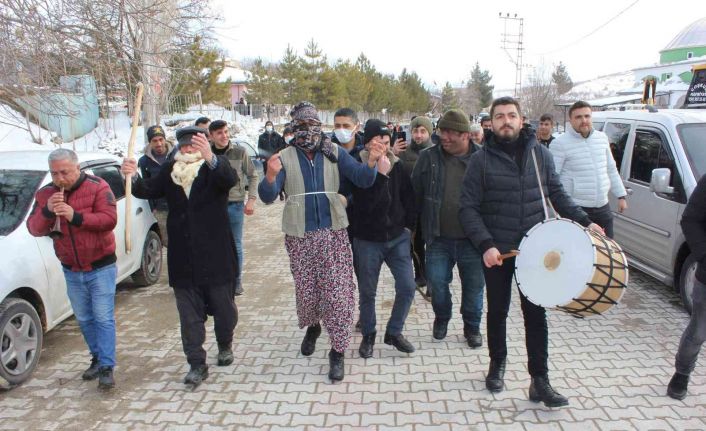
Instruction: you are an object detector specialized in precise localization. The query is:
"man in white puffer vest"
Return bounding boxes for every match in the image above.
[549,101,628,238]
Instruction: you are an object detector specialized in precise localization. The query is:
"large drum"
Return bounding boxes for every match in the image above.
[515,218,628,317]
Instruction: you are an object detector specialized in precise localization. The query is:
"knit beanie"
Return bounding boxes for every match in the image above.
[410,116,433,135]
[146,125,166,142]
[437,109,471,133]
[363,119,392,144]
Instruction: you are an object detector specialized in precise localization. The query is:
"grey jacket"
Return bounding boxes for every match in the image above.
[213,142,259,202]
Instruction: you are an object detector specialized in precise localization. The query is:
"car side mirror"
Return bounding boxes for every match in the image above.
[650,168,674,194]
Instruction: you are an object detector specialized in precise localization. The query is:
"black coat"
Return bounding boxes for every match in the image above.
[258,131,285,159]
[459,128,591,253]
[132,156,238,289]
[411,143,481,245]
[350,160,416,242]
[681,174,706,283]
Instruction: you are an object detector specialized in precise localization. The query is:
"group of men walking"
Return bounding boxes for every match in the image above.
[28,96,706,408]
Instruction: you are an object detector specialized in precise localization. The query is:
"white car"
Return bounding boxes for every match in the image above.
[0,151,163,386]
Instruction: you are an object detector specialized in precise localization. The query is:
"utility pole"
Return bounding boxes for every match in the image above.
[499,12,524,98]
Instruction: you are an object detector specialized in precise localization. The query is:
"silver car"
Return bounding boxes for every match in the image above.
[0,151,163,386]
[592,109,706,313]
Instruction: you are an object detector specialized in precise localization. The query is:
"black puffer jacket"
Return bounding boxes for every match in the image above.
[350,159,416,242]
[681,174,706,284]
[459,127,591,253]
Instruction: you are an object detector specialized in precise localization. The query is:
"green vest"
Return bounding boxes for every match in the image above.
[279,145,348,237]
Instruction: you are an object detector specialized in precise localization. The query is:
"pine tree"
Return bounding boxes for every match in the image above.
[279,45,305,104]
[467,62,494,110]
[246,58,282,105]
[441,82,460,112]
[552,62,573,95]
[170,36,231,107]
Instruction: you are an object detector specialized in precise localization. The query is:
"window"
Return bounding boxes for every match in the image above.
[92,165,125,199]
[687,52,694,59]
[0,170,46,236]
[603,122,631,170]
[629,129,676,186]
[593,121,605,131]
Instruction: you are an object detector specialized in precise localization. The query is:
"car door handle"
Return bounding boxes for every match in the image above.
[136,207,143,215]
[625,187,633,196]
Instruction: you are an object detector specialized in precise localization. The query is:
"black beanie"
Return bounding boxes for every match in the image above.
[146,125,166,142]
[363,119,392,144]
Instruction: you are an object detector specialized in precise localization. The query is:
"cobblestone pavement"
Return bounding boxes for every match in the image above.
[1,201,705,430]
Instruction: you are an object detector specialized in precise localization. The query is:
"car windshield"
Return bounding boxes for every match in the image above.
[0,170,47,236]
[677,123,706,179]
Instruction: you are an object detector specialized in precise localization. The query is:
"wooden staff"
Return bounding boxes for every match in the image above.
[124,83,144,254]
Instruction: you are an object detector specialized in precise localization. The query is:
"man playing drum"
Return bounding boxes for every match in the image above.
[459,96,603,408]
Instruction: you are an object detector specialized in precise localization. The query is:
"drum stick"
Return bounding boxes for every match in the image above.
[499,250,520,262]
[125,82,144,254]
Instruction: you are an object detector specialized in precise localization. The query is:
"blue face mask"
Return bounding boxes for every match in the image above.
[334,128,354,143]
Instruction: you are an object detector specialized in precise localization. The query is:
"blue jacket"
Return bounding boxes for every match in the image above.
[259,147,377,233]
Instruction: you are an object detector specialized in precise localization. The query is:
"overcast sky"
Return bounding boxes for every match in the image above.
[211,0,699,91]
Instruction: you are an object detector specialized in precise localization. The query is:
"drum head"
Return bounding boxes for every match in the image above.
[516,219,595,307]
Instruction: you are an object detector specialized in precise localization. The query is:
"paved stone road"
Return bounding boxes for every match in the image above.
[1,202,705,430]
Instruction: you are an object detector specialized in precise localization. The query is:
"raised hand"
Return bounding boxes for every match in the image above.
[266,153,283,183]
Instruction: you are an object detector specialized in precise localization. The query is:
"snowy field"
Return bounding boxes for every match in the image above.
[0,103,267,158]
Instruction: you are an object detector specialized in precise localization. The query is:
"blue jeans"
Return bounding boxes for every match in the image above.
[425,237,485,331]
[354,231,416,337]
[63,264,117,367]
[676,278,706,374]
[227,201,244,285]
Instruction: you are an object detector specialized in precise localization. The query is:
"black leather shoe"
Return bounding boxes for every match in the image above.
[217,343,234,366]
[432,319,449,340]
[234,281,244,296]
[667,372,689,400]
[359,332,376,358]
[97,366,115,390]
[300,324,321,356]
[328,350,344,382]
[464,327,482,348]
[184,364,209,386]
[384,333,415,353]
[529,376,569,407]
[82,355,100,381]
[485,359,506,393]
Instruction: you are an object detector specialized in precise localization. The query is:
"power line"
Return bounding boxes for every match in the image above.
[537,0,640,55]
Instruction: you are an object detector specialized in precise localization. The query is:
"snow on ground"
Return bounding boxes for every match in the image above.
[0,103,266,158]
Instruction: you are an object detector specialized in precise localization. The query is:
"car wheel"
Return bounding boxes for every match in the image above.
[679,254,698,315]
[131,230,162,286]
[0,298,43,386]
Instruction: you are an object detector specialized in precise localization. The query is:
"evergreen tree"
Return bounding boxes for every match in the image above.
[441,82,460,112]
[467,62,494,109]
[552,62,573,95]
[170,36,231,108]
[246,58,282,105]
[279,45,305,104]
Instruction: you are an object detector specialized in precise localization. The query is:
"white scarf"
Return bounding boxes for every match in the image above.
[171,152,205,197]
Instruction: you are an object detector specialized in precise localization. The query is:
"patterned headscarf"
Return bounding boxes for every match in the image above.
[289,101,337,162]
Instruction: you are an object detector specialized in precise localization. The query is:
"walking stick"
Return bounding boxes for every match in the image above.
[124,83,144,254]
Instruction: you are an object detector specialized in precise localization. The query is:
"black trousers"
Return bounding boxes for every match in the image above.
[174,283,238,367]
[582,204,614,238]
[411,219,426,280]
[484,257,548,377]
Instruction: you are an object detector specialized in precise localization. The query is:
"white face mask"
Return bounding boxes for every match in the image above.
[285,136,293,144]
[334,128,354,143]
[265,126,273,133]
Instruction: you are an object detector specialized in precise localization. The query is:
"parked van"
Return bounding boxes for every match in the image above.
[591,109,706,313]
